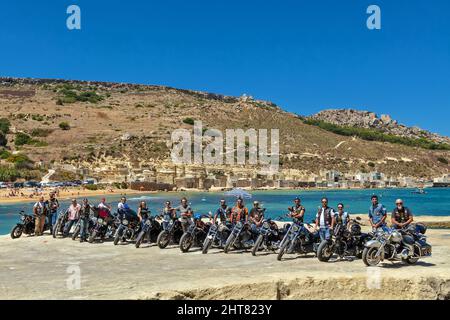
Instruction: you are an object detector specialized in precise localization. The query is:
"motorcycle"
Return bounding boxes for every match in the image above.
[362,224,432,267]
[52,209,70,238]
[71,212,97,241]
[10,211,51,239]
[202,221,231,254]
[317,217,373,262]
[223,221,256,253]
[251,218,287,256]
[113,213,140,245]
[87,210,118,243]
[135,215,163,248]
[156,218,184,249]
[277,219,320,261]
[179,214,210,253]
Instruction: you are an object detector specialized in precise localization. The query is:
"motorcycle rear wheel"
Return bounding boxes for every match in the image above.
[11,225,23,239]
[179,233,193,253]
[157,230,171,249]
[251,235,264,256]
[362,247,381,267]
[277,240,289,261]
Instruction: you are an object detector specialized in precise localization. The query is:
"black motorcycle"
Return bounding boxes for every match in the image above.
[317,217,373,262]
[135,216,163,248]
[277,219,320,261]
[113,213,140,245]
[223,221,256,253]
[88,213,118,243]
[251,219,287,256]
[179,215,210,253]
[52,210,69,238]
[10,211,51,239]
[202,221,231,254]
[156,218,184,249]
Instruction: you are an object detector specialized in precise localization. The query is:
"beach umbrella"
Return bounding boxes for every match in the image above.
[224,188,252,199]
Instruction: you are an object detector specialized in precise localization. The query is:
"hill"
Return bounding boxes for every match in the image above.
[0,77,448,186]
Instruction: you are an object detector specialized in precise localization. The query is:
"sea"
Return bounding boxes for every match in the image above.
[1,188,449,235]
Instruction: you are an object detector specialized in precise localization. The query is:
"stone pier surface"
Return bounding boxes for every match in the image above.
[0,229,449,300]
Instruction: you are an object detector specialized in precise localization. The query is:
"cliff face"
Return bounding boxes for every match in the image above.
[0,78,449,185]
[310,109,450,145]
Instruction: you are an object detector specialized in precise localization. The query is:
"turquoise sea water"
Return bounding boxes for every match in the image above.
[1,188,449,235]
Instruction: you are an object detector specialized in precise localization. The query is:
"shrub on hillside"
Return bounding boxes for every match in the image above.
[183,118,195,125]
[59,122,71,130]
[0,118,11,134]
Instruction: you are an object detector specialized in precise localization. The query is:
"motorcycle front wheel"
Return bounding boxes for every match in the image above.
[88,230,97,243]
[362,247,381,266]
[113,229,122,245]
[157,230,171,249]
[277,240,290,261]
[202,237,212,254]
[224,234,236,253]
[10,225,23,239]
[251,235,264,256]
[179,233,193,253]
[72,226,80,240]
[52,222,60,238]
[135,231,146,248]
[317,240,334,262]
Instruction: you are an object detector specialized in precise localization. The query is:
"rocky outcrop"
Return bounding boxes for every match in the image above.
[310,109,450,144]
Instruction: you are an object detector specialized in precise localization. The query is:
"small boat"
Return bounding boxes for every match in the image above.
[411,188,427,195]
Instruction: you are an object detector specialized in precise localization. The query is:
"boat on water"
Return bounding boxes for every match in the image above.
[412,188,427,195]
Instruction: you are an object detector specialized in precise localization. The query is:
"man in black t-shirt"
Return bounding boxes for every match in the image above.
[391,199,414,229]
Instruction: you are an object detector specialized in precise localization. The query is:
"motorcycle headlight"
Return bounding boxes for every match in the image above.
[145,220,151,226]
[237,222,243,228]
[292,225,299,232]
[122,219,129,226]
[263,222,270,229]
[97,218,104,224]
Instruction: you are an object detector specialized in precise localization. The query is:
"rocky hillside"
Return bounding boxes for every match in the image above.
[0,77,449,182]
[309,109,450,145]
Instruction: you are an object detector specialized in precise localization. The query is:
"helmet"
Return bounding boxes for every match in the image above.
[194,213,202,220]
[390,230,402,243]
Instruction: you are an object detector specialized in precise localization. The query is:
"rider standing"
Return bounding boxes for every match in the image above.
[315,197,335,242]
[137,201,150,228]
[334,203,350,229]
[368,195,388,232]
[287,197,305,223]
[391,199,414,230]
[47,192,59,231]
[79,198,92,242]
[175,197,194,232]
[33,196,48,236]
[162,201,175,230]
[230,198,248,224]
[249,201,265,233]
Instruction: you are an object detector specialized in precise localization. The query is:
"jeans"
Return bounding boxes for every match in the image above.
[180,216,192,233]
[64,219,78,235]
[250,224,260,234]
[319,227,331,241]
[80,218,89,239]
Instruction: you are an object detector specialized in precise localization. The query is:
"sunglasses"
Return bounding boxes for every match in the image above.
[396,203,403,205]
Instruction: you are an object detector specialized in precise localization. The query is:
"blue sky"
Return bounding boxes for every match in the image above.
[0,1,449,135]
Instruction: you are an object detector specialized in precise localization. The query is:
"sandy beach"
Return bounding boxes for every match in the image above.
[0,221,449,300]
[0,187,149,204]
